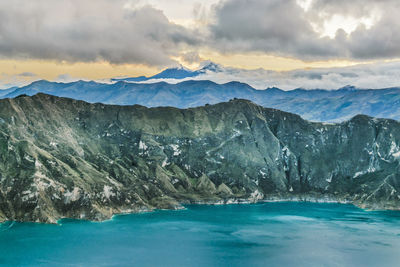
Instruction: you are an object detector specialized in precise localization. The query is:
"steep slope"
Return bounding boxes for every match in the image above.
[3,80,400,122]
[0,94,399,223]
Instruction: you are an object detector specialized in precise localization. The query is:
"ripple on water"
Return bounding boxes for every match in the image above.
[0,202,400,267]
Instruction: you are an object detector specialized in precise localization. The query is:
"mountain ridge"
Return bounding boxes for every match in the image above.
[111,62,223,82]
[2,79,400,122]
[0,93,399,223]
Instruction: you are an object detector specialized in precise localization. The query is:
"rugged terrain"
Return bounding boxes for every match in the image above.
[0,94,400,223]
[3,80,400,122]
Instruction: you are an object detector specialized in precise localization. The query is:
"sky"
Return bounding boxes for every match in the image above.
[1,0,400,89]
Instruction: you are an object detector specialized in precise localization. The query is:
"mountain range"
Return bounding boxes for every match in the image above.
[0,94,399,223]
[1,80,400,122]
[111,62,223,82]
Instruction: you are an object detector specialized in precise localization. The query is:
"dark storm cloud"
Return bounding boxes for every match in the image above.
[0,0,199,66]
[209,0,337,59]
[209,0,400,60]
[0,0,400,65]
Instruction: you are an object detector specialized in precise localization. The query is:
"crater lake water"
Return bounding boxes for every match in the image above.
[1,202,400,266]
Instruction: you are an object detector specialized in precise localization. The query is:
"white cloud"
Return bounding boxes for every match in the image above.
[1,0,400,68]
[125,0,218,27]
[134,60,400,90]
[209,0,400,60]
[0,0,199,66]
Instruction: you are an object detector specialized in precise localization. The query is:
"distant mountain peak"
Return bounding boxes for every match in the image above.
[174,64,191,71]
[30,79,52,86]
[266,87,284,93]
[2,79,400,123]
[198,62,223,73]
[338,85,358,91]
[111,61,224,83]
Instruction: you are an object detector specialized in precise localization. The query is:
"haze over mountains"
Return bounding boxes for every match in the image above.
[107,61,400,91]
[1,79,400,122]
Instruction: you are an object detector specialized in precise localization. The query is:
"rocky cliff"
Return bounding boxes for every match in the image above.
[0,94,399,223]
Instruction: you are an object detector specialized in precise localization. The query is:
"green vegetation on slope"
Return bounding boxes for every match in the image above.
[0,94,399,222]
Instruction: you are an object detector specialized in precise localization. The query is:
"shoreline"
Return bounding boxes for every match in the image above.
[2,194,399,225]
[0,196,400,225]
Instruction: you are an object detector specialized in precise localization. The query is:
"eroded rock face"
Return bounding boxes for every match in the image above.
[0,94,399,223]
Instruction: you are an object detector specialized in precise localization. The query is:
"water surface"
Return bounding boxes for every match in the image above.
[1,202,400,266]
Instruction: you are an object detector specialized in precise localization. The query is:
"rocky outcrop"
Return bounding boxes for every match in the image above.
[0,93,399,223]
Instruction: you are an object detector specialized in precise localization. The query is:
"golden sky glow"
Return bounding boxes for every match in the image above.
[196,50,367,71]
[0,0,398,89]
[0,53,371,86]
[0,59,159,82]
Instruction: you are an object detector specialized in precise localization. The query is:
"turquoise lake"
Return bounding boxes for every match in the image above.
[1,202,400,266]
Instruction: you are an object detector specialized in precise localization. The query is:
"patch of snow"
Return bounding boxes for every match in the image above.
[250,189,264,201]
[170,144,181,156]
[354,171,365,178]
[103,185,115,199]
[389,141,400,159]
[21,190,38,201]
[24,155,35,162]
[282,146,290,155]
[162,157,169,167]
[205,157,222,164]
[367,166,376,173]
[139,140,148,150]
[35,160,42,168]
[354,163,377,179]
[64,187,81,204]
[50,141,58,147]
[326,174,333,183]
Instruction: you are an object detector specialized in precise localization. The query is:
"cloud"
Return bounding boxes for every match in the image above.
[0,73,35,88]
[0,0,199,66]
[208,0,400,60]
[18,72,37,77]
[214,61,400,90]
[135,60,400,90]
[209,0,330,58]
[56,74,74,82]
[179,51,202,64]
[1,0,400,68]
